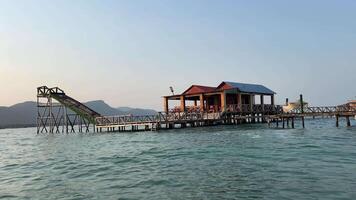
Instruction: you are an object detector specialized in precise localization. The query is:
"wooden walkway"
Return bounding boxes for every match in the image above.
[94,105,283,132]
[267,105,356,128]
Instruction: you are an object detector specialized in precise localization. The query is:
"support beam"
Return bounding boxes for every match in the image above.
[200,94,204,112]
[237,93,242,111]
[282,117,285,129]
[300,94,304,114]
[336,115,339,127]
[180,96,186,112]
[276,118,279,127]
[346,116,351,127]
[271,95,275,106]
[163,97,169,113]
[260,95,264,112]
[221,91,226,112]
[287,118,289,127]
[249,94,254,112]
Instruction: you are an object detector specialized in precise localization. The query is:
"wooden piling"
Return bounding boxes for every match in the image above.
[282,117,285,129]
[346,116,351,127]
[287,118,289,127]
[276,118,279,128]
[336,115,339,127]
[300,94,304,114]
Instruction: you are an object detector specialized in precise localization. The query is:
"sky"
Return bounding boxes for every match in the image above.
[1,0,356,110]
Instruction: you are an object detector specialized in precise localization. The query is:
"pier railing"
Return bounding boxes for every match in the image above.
[94,105,286,127]
[162,111,221,121]
[95,115,159,126]
[94,111,224,127]
[225,104,283,113]
[286,105,356,114]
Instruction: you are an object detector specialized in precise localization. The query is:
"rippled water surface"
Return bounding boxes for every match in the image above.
[1,118,356,199]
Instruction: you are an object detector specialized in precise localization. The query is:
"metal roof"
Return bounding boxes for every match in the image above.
[222,81,276,95]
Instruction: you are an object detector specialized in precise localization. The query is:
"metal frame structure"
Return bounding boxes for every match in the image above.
[37,86,93,133]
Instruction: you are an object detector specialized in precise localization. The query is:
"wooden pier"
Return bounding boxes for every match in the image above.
[37,86,356,134]
[267,105,356,129]
[94,105,282,133]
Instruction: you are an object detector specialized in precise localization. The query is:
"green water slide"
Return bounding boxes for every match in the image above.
[51,93,101,124]
[37,86,102,124]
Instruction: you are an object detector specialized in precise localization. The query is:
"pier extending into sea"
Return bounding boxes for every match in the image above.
[36,86,356,134]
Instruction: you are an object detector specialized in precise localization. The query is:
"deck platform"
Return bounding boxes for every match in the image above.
[267,105,356,128]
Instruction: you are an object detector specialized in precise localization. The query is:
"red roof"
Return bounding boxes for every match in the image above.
[182,85,216,95]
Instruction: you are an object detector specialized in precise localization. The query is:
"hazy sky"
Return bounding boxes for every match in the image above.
[1,0,356,110]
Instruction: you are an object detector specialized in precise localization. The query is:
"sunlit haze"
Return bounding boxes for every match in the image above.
[1,0,356,110]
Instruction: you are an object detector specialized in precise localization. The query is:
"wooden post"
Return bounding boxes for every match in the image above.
[200,94,204,112]
[180,95,186,112]
[276,118,279,127]
[292,117,295,128]
[336,115,339,127]
[286,98,289,106]
[221,91,226,112]
[237,93,242,111]
[260,95,264,112]
[302,116,305,128]
[249,94,254,112]
[163,97,169,113]
[194,100,197,107]
[300,94,304,113]
[287,118,289,127]
[271,95,275,106]
[346,116,351,127]
[282,117,285,129]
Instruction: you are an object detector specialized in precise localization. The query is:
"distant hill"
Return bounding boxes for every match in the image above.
[0,101,38,128]
[0,100,157,129]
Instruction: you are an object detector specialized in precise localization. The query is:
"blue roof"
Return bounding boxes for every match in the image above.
[222,81,275,95]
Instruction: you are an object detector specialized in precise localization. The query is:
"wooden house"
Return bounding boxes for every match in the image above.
[163,81,275,113]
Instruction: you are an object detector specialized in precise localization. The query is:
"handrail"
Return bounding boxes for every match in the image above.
[286,105,356,114]
[225,104,282,113]
[94,111,222,127]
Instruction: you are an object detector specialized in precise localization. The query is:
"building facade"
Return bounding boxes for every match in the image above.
[163,81,276,113]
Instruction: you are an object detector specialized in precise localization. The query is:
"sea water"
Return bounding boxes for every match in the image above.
[0,118,356,199]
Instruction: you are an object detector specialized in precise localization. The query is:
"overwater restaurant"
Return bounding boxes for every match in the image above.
[163,81,276,113]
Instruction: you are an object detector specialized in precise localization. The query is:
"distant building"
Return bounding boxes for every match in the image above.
[283,100,309,113]
[163,81,275,113]
[346,100,356,108]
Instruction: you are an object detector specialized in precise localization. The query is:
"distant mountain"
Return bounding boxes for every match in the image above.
[117,106,157,116]
[0,101,37,128]
[84,100,157,116]
[0,100,157,129]
[85,100,121,116]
